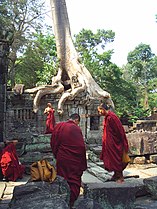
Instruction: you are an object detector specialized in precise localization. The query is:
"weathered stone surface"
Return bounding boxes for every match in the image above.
[150,154,157,164]
[9,176,70,209]
[134,195,157,209]
[87,164,112,182]
[31,134,51,143]
[83,180,146,209]
[133,157,146,164]
[0,182,6,199]
[143,176,157,199]
[5,91,102,143]
[75,197,104,209]
[127,131,157,155]
[82,170,104,184]
[19,152,43,164]
[25,143,51,152]
[10,196,69,209]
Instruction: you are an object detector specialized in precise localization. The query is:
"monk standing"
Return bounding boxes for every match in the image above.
[44,103,56,134]
[98,103,130,183]
[50,113,87,208]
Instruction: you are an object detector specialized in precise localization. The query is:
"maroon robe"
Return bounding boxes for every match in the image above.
[45,108,55,134]
[100,111,129,172]
[0,143,25,181]
[50,120,87,207]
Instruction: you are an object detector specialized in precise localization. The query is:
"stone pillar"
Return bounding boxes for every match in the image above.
[0,40,10,142]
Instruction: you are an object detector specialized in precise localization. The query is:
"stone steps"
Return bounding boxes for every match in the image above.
[17,134,55,174]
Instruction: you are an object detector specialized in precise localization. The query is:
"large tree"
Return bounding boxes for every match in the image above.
[15,32,57,88]
[74,29,137,116]
[125,43,157,110]
[0,0,46,87]
[26,0,114,114]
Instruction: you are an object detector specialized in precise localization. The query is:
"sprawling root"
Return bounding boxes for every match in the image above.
[25,64,114,114]
[25,83,64,113]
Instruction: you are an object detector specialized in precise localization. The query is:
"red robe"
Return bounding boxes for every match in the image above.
[50,120,87,207]
[0,143,25,181]
[100,111,129,172]
[45,108,55,134]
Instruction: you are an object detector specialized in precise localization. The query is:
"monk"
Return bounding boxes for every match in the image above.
[98,103,130,183]
[0,140,25,181]
[44,102,56,134]
[50,113,87,208]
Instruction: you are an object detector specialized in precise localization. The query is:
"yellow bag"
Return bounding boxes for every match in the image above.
[30,159,56,183]
[122,150,131,163]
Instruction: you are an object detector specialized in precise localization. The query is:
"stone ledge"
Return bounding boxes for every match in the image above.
[83,179,147,209]
[144,176,157,199]
[0,182,6,199]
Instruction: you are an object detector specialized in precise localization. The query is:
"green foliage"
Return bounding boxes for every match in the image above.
[128,106,150,123]
[74,29,114,65]
[15,32,57,88]
[127,43,154,63]
[74,29,137,116]
[125,43,157,111]
[0,0,47,87]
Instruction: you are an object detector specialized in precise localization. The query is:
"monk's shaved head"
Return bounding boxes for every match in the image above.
[69,113,80,122]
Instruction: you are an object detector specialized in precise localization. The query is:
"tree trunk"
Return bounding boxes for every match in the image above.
[26,0,114,114]
[143,86,149,110]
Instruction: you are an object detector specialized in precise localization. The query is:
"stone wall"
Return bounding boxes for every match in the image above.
[4,91,157,157]
[127,120,157,156]
[0,40,9,142]
[4,91,102,144]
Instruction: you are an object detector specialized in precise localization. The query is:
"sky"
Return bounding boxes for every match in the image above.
[45,0,157,67]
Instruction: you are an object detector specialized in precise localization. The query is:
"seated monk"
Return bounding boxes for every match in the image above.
[0,140,25,181]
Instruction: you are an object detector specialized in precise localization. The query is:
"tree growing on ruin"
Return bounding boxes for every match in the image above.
[26,0,114,114]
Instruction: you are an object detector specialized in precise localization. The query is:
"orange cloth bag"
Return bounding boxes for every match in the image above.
[122,150,131,163]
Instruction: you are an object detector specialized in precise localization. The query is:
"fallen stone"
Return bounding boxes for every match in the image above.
[134,195,157,209]
[82,170,104,184]
[9,176,70,209]
[143,176,157,199]
[133,157,146,164]
[0,182,6,199]
[75,197,104,209]
[150,154,157,164]
[83,179,146,209]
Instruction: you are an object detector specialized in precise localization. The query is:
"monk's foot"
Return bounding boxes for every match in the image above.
[116,178,124,184]
[110,176,116,181]
[110,173,117,181]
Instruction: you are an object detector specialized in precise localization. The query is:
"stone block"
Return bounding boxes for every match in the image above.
[0,204,9,209]
[134,195,157,209]
[0,182,6,199]
[9,176,70,209]
[1,194,13,204]
[25,143,51,153]
[0,73,6,84]
[4,186,14,195]
[150,155,157,163]
[84,180,145,209]
[31,134,51,143]
[144,176,157,199]
[133,157,146,164]
[75,197,104,209]
[0,85,5,93]
[127,131,157,155]
[19,152,42,164]
[82,170,104,184]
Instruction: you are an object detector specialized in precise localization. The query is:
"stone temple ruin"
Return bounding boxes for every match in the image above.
[1,37,157,209]
[4,88,103,143]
